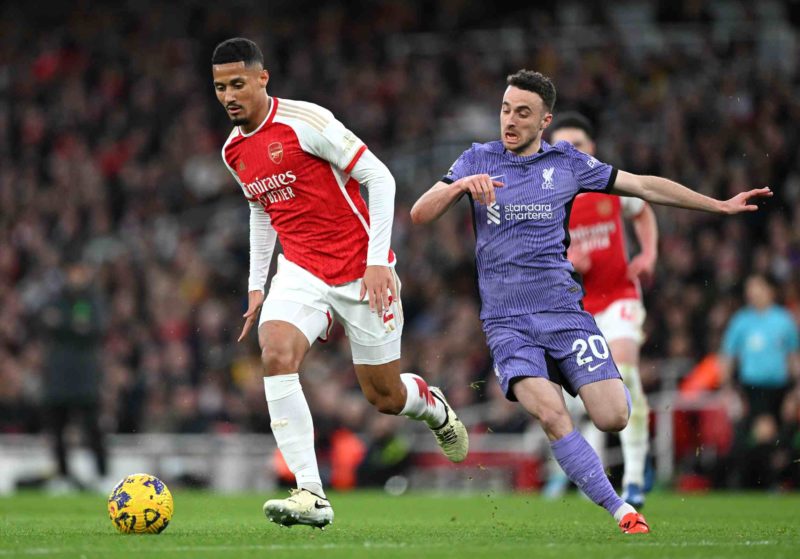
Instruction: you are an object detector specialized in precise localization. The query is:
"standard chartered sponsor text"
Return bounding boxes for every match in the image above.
[504,203,553,221]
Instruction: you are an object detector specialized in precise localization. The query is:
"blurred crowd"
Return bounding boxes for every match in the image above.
[1,1,799,489]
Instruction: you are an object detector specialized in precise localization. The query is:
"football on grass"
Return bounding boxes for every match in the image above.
[107,473,173,534]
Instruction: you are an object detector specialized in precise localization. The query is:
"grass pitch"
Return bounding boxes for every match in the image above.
[0,491,798,558]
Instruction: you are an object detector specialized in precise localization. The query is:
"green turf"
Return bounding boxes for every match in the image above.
[0,491,798,558]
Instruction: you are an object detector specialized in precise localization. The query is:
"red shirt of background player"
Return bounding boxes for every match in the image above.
[568,193,643,315]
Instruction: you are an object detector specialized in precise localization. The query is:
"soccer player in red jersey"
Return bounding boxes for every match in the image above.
[547,113,657,508]
[212,37,467,529]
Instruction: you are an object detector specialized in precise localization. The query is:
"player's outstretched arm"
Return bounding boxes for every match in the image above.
[411,175,504,224]
[610,170,772,214]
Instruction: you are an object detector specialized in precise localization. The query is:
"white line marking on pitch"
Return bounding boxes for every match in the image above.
[0,539,784,556]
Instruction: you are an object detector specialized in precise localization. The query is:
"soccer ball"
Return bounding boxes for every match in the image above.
[107,473,173,534]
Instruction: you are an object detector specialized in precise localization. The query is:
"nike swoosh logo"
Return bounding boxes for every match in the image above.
[315,501,331,509]
[587,362,606,372]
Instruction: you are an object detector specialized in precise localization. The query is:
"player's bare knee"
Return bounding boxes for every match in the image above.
[261,345,301,375]
[595,408,629,433]
[612,411,629,432]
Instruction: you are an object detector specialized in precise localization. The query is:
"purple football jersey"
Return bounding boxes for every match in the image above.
[442,140,616,319]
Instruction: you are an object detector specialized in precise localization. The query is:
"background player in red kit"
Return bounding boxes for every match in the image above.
[212,37,468,529]
[545,113,658,508]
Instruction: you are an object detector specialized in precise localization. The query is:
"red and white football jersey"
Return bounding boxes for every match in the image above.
[568,193,644,315]
[222,97,394,285]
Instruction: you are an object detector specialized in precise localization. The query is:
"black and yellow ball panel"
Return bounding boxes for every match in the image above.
[107,473,173,534]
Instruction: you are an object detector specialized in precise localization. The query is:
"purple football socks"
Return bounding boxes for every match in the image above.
[550,429,625,516]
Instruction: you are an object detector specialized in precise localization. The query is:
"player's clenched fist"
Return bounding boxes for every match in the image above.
[456,174,504,205]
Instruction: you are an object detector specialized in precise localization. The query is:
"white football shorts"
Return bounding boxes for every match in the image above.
[259,255,403,365]
[593,298,646,345]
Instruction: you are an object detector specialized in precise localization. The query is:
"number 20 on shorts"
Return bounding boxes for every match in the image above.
[572,335,610,366]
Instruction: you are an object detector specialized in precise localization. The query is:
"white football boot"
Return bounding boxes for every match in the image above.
[429,387,469,462]
[263,488,333,529]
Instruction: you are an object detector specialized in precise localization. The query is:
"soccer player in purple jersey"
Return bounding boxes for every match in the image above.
[410,69,771,534]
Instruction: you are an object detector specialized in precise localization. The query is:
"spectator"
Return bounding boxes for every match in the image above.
[0,2,798,492]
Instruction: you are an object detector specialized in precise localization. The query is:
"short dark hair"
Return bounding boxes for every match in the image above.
[550,111,595,140]
[506,70,556,111]
[212,37,264,67]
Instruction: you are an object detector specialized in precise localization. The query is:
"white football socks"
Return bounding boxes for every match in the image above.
[399,373,447,428]
[263,374,325,498]
[619,364,649,487]
[613,502,637,522]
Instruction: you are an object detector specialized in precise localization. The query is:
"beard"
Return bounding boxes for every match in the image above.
[231,116,249,126]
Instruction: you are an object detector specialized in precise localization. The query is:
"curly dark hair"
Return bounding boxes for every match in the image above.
[506,69,556,111]
[212,37,264,67]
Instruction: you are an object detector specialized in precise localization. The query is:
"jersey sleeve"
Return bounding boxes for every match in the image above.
[720,313,743,358]
[349,150,396,267]
[221,130,250,199]
[248,202,278,293]
[441,147,475,184]
[563,141,617,193]
[621,196,646,218]
[292,104,367,173]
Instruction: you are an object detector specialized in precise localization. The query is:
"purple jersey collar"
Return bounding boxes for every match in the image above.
[487,139,568,163]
